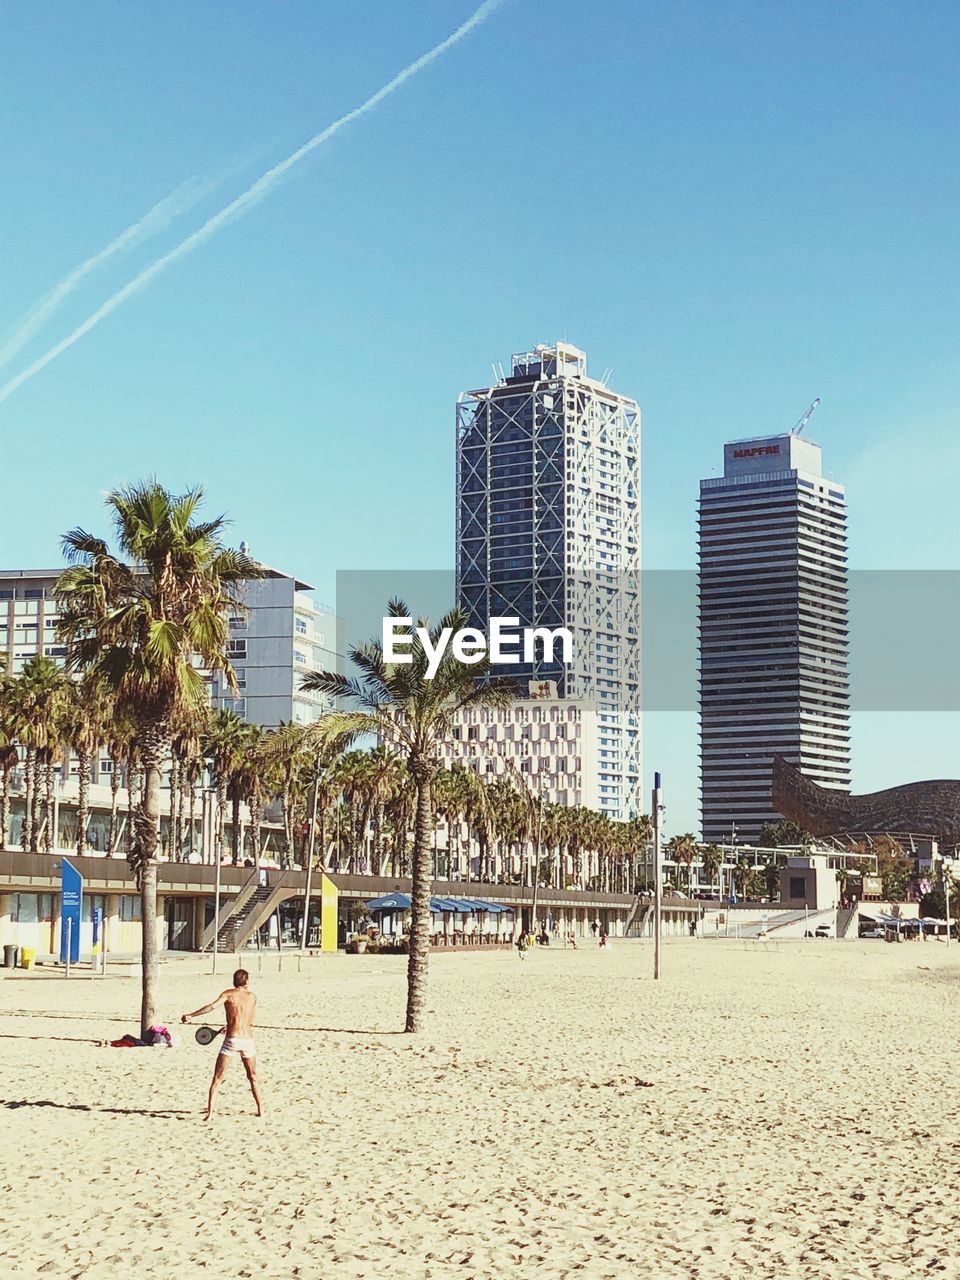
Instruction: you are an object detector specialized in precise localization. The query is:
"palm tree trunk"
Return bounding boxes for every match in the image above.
[76,745,90,857]
[251,785,262,872]
[135,725,166,1039]
[188,778,197,860]
[371,803,382,876]
[281,783,293,869]
[44,757,56,853]
[217,776,228,865]
[125,750,138,859]
[22,748,34,851]
[405,759,435,1034]
[30,752,43,852]
[176,763,185,862]
[108,763,120,856]
[231,789,241,865]
[0,762,8,851]
[169,752,179,861]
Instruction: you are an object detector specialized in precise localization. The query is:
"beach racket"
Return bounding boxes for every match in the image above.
[195,1025,224,1046]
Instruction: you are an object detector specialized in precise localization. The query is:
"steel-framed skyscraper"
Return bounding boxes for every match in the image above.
[456,342,642,819]
[698,432,851,843]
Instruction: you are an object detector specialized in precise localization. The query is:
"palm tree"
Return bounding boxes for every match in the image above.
[302,599,514,1033]
[169,712,204,861]
[203,708,248,864]
[0,675,19,851]
[56,481,257,1037]
[625,813,653,894]
[265,721,311,868]
[62,674,110,857]
[666,833,698,896]
[14,656,68,851]
[700,842,723,897]
[363,745,403,876]
[234,723,268,868]
[383,767,414,876]
[104,713,134,856]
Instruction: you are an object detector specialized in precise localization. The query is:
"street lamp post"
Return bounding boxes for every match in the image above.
[652,771,664,980]
[201,789,220,975]
[300,758,322,954]
[529,789,545,933]
[946,871,952,948]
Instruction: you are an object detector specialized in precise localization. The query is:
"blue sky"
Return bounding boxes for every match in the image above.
[1,0,957,833]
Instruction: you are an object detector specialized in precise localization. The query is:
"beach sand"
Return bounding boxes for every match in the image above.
[1,938,958,1279]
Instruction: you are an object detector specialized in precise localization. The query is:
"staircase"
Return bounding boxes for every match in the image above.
[202,874,294,953]
[624,898,650,937]
[198,872,259,952]
[836,905,858,939]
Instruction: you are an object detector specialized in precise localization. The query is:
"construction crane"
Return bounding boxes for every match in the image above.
[791,397,821,435]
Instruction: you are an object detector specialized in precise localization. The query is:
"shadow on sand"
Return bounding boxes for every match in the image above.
[2,1010,403,1038]
[2,1098,193,1117]
[0,1032,100,1044]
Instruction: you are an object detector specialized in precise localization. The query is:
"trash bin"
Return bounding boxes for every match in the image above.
[20,947,35,970]
[3,944,19,969]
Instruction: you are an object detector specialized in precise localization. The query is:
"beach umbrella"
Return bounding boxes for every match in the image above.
[365,893,412,913]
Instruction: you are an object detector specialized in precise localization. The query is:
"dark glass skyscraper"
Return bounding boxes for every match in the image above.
[456,342,642,819]
[698,432,851,843]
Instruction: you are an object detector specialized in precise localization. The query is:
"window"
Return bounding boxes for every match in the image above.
[9,893,37,923]
[295,618,307,634]
[294,651,307,665]
[100,760,115,774]
[120,896,142,921]
[226,640,247,659]
[228,615,247,630]
[789,876,806,899]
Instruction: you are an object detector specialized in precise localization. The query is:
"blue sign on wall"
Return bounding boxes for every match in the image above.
[60,858,83,964]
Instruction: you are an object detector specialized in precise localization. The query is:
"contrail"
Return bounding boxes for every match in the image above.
[0,176,216,372]
[0,0,506,407]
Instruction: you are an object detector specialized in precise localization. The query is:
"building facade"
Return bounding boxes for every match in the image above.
[211,563,343,728]
[0,560,342,733]
[698,433,851,843]
[437,682,600,811]
[456,342,642,820]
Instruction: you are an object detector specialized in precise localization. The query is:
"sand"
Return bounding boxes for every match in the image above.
[1,938,958,1279]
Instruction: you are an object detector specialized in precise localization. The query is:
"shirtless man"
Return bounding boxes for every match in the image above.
[182,969,263,1120]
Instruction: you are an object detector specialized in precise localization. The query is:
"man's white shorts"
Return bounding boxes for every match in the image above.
[220,1036,256,1059]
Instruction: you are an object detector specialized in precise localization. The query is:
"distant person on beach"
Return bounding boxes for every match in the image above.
[591,921,599,937]
[182,969,263,1121]
[516,929,528,959]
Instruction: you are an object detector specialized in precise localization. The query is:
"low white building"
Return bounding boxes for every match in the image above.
[438,682,600,810]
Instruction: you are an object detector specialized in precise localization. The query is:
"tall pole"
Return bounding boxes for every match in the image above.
[300,760,321,953]
[529,791,543,933]
[205,790,221,976]
[946,873,952,948]
[53,775,61,853]
[653,771,663,980]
